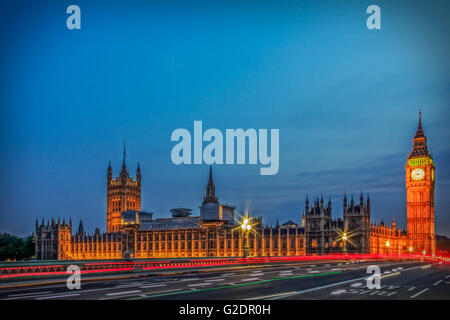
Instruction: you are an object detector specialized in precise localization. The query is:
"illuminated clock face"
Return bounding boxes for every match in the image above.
[411,168,425,181]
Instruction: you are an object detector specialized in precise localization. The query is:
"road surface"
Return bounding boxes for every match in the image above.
[0,259,448,300]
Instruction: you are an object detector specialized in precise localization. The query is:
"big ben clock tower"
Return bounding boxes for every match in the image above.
[406,111,436,255]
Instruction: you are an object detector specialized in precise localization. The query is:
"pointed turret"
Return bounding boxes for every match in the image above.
[343,193,347,207]
[107,161,112,184]
[136,161,141,184]
[78,219,85,236]
[203,166,218,205]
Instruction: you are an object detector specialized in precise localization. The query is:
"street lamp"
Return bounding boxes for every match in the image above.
[342,233,348,253]
[241,218,252,258]
[409,246,413,254]
[386,240,390,255]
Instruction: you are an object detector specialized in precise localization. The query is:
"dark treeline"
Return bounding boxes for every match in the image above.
[0,233,34,261]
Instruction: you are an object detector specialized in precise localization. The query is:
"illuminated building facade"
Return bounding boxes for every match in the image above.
[107,143,141,233]
[405,112,436,255]
[303,113,435,256]
[35,165,306,260]
[34,113,435,259]
[304,194,408,255]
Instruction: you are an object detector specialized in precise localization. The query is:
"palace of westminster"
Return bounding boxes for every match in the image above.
[35,114,436,260]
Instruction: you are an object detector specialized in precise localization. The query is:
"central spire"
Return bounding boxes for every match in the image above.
[409,110,429,158]
[120,141,128,176]
[203,165,218,205]
[123,141,126,166]
[414,110,425,138]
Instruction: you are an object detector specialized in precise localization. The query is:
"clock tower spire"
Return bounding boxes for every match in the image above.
[406,111,435,255]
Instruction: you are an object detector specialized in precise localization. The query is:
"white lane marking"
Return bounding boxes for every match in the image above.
[381,272,400,279]
[142,288,182,295]
[179,278,200,282]
[35,293,80,300]
[350,282,363,288]
[269,264,430,300]
[445,275,450,279]
[246,291,297,300]
[105,290,142,296]
[324,264,331,267]
[222,273,235,276]
[331,268,342,271]
[308,271,319,273]
[408,286,416,291]
[433,280,443,286]
[268,276,369,300]
[309,265,316,267]
[205,278,225,282]
[139,284,167,289]
[3,287,111,300]
[331,289,346,295]
[397,267,403,270]
[410,288,429,299]
[187,283,213,287]
[358,290,373,295]
[238,277,259,282]
[8,291,53,298]
[102,288,183,300]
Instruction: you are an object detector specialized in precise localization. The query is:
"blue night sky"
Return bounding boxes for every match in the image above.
[0,0,449,236]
